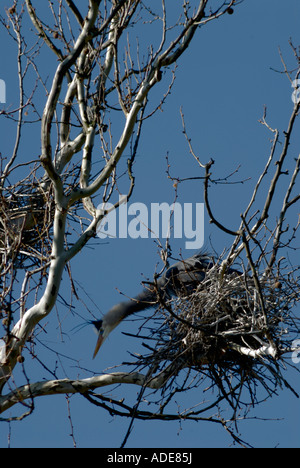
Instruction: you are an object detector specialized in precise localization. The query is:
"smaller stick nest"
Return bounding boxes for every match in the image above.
[0,185,53,268]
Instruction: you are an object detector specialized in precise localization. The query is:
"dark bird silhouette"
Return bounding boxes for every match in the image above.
[92,252,229,358]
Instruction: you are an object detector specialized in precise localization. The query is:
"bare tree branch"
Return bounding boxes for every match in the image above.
[0,0,299,447]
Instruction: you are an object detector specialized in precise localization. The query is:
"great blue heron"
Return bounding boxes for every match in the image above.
[92,252,234,358]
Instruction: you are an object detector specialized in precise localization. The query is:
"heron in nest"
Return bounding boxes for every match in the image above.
[92,252,241,358]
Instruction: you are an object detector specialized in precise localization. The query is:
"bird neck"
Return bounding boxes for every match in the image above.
[116,284,161,319]
[124,288,157,316]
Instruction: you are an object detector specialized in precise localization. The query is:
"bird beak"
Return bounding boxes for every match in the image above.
[93,332,104,359]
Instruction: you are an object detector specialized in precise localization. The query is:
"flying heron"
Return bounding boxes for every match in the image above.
[92,252,234,358]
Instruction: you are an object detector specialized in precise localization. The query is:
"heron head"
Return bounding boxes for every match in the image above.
[92,319,112,358]
[92,304,126,358]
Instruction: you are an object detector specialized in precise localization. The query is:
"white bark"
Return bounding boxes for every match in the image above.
[229,342,279,360]
[0,370,172,416]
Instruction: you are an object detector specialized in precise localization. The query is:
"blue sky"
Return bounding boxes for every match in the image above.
[0,0,299,448]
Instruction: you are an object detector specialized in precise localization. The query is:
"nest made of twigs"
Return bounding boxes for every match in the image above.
[0,185,54,268]
[132,262,300,402]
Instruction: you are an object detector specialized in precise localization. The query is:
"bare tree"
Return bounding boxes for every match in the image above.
[0,0,299,447]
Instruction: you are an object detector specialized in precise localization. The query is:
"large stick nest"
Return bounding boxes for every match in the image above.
[131,261,300,405]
